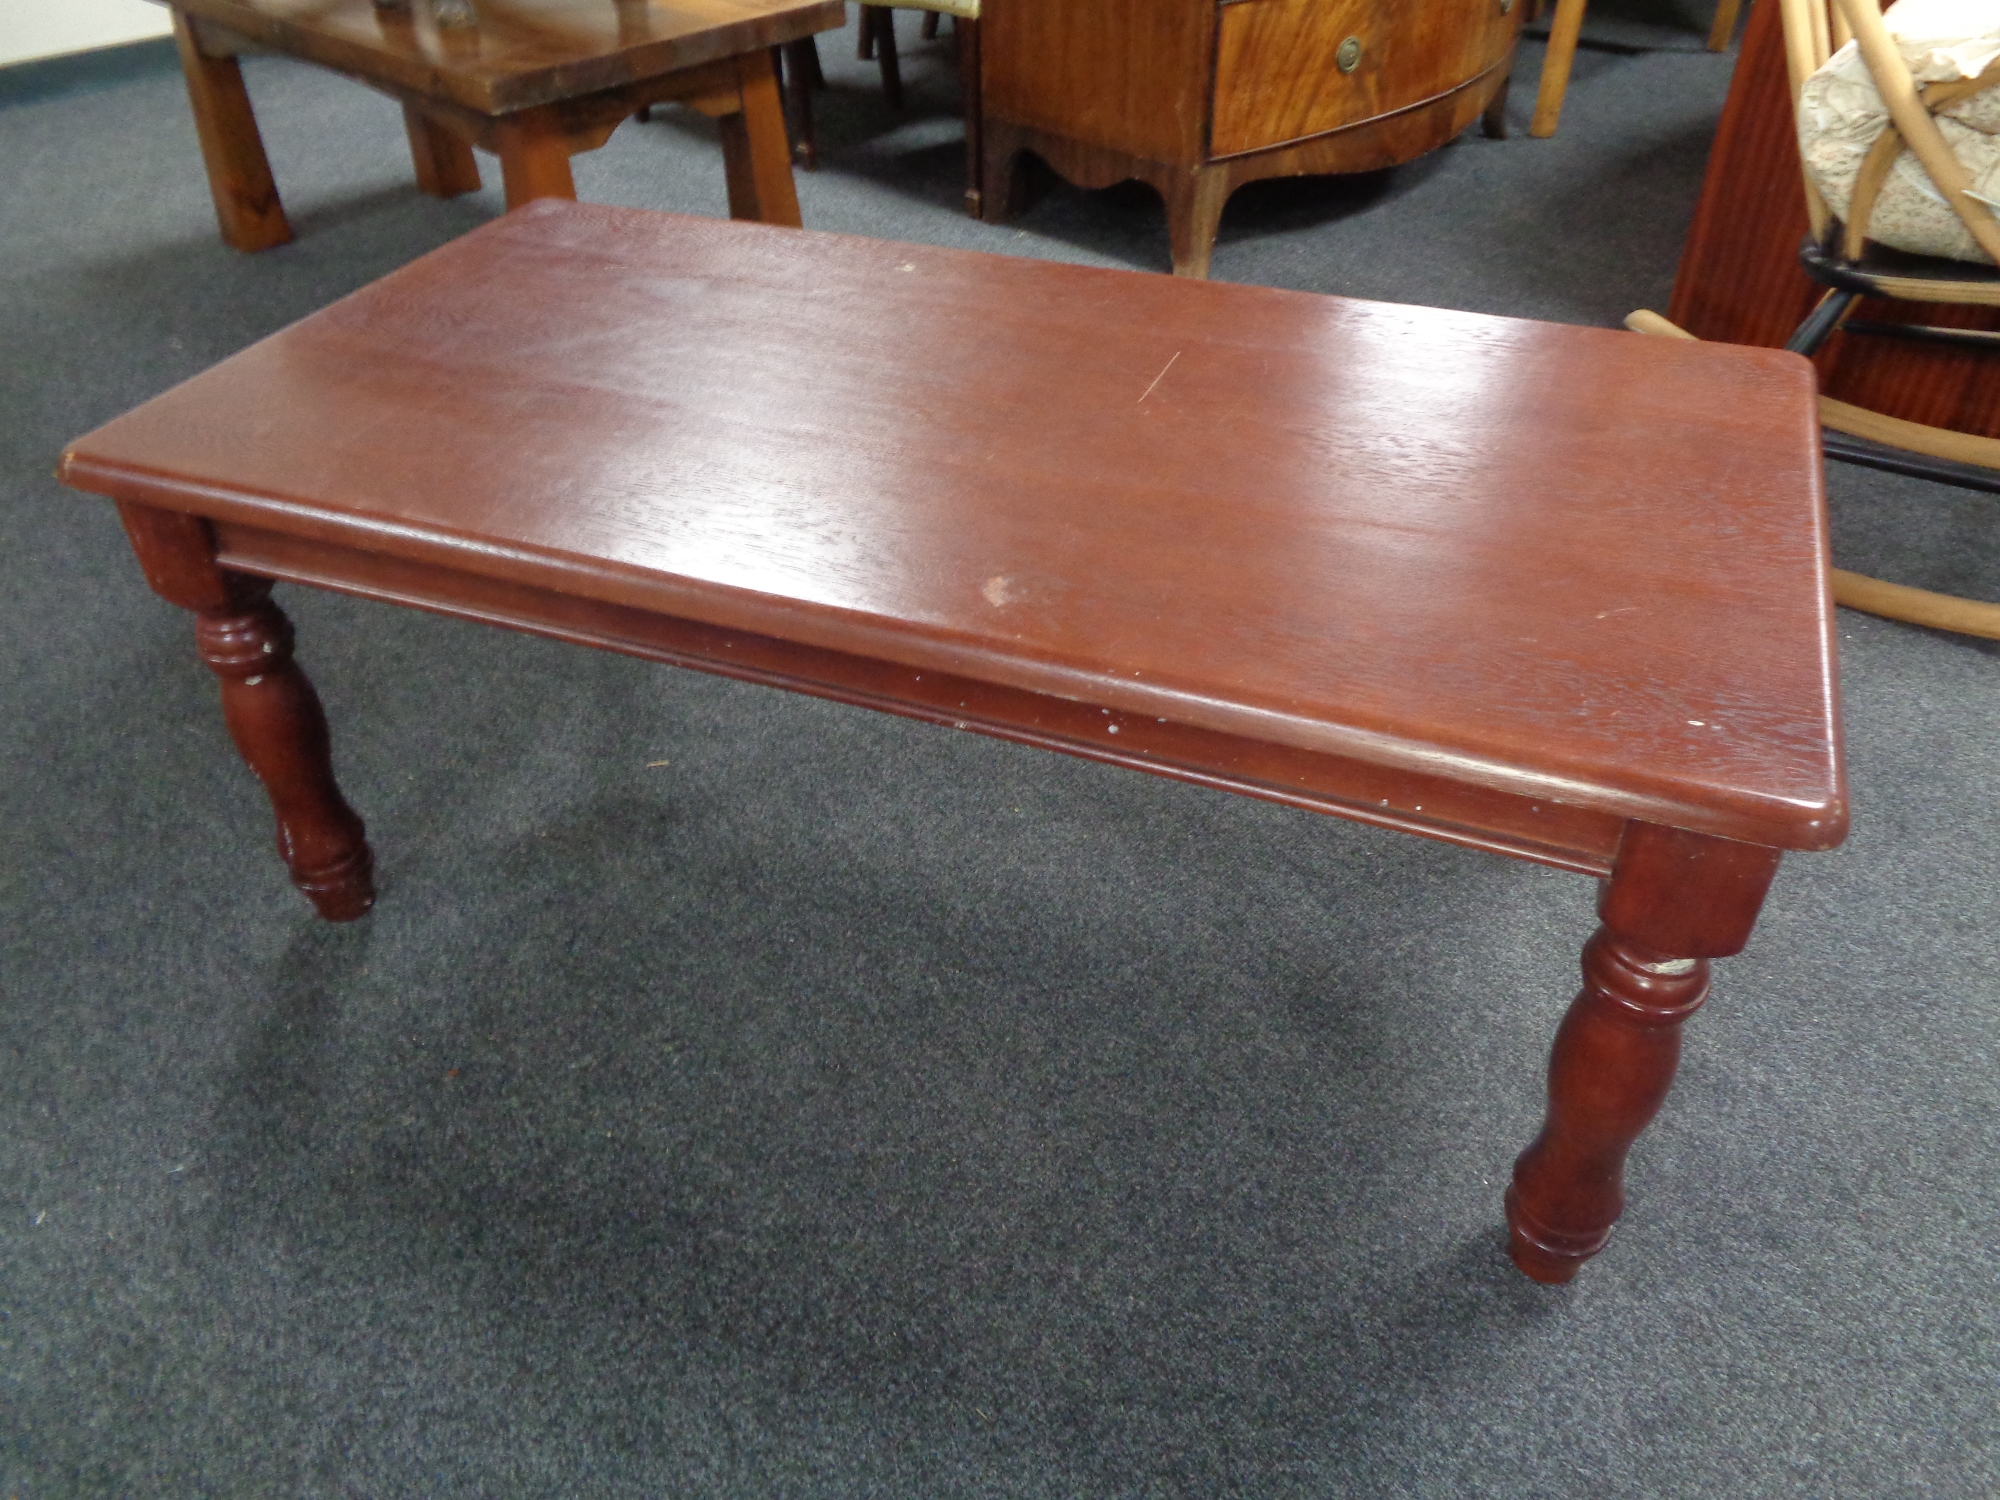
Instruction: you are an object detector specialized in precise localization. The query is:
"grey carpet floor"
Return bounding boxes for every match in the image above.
[2,6,1996,1496]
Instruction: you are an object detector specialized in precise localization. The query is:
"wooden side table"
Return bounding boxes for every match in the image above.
[979,0,1522,277]
[59,204,1845,1282]
[165,0,847,251]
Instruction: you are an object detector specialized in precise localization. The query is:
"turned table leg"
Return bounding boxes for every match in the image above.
[1506,822,1782,1282]
[117,504,374,922]
[171,11,292,252]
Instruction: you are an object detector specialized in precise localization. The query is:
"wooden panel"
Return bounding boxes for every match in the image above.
[1212,0,1515,157]
[1669,0,2000,437]
[61,201,1845,850]
[981,0,1213,164]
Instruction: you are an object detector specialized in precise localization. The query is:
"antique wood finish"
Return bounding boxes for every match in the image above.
[61,203,1846,1277]
[167,0,841,244]
[1669,0,2000,438]
[982,0,1212,164]
[1212,0,1518,156]
[981,0,1520,276]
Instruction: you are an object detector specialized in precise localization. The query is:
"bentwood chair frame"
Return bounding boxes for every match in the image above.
[1635,0,2000,639]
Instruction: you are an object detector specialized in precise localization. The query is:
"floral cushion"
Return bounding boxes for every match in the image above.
[1797,0,2000,263]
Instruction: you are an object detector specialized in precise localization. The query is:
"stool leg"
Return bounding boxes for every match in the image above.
[116,504,374,922]
[1530,0,1589,137]
[403,104,481,198]
[718,50,804,226]
[171,12,291,251]
[1506,823,1781,1282]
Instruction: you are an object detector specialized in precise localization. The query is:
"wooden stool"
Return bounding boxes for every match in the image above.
[166,0,845,251]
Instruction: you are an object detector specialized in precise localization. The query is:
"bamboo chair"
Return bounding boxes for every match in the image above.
[1532,0,1746,136]
[1631,0,2000,639]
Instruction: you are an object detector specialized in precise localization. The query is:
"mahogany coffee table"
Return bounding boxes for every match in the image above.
[59,202,1847,1283]
[164,0,845,251]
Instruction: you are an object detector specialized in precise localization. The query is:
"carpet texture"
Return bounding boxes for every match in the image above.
[2,6,1996,1496]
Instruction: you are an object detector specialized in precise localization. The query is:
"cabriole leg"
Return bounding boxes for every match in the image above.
[1506,822,1782,1282]
[117,504,374,921]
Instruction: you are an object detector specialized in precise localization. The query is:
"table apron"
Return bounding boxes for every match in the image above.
[211,520,1626,877]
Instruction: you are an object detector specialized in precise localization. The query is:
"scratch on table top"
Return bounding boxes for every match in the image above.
[1137,351,1181,404]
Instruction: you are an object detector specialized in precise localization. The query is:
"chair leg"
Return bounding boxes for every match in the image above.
[958,15,983,217]
[1530,0,1589,137]
[781,38,819,168]
[874,7,903,110]
[858,3,876,58]
[1481,65,1512,140]
[1707,0,1744,51]
[1785,289,1861,356]
[921,10,940,40]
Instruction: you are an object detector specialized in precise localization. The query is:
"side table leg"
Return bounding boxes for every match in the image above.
[171,11,292,252]
[717,50,804,227]
[117,504,375,922]
[1506,822,1782,1282]
[403,103,481,198]
[494,121,579,208]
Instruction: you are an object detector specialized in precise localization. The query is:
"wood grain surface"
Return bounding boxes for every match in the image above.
[61,201,1845,853]
[169,0,847,113]
[1212,0,1516,157]
[981,0,1215,164]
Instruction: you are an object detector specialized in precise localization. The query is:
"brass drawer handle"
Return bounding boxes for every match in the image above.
[1336,35,1362,73]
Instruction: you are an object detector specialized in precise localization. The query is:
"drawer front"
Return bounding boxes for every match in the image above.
[1212,0,1517,157]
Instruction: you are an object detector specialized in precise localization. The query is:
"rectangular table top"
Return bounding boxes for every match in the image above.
[61,201,1846,854]
[167,0,848,113]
